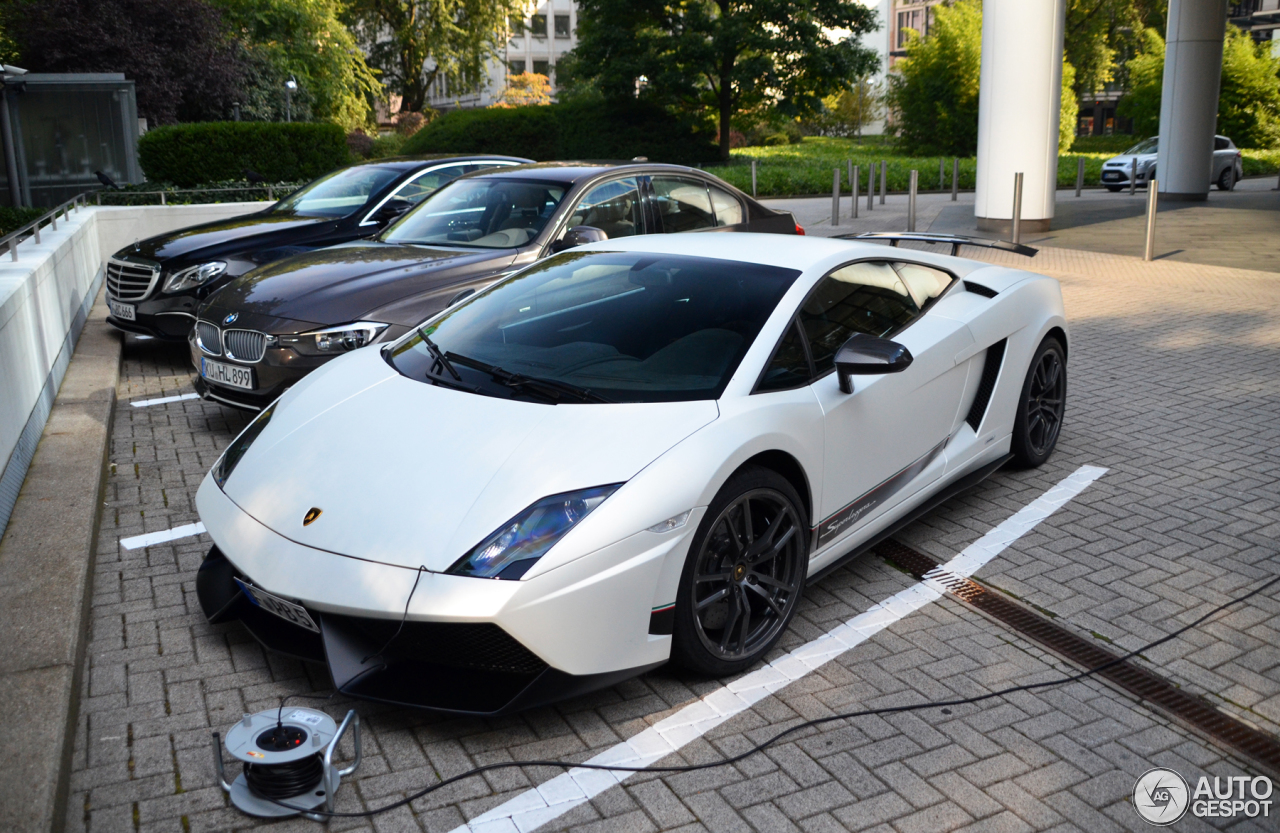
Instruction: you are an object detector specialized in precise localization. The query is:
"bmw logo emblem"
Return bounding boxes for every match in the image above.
[223,312,238,325]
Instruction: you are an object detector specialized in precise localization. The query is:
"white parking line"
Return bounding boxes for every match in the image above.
[130,393,201,408]
[119,522,206,550]
[453,464,1108,833]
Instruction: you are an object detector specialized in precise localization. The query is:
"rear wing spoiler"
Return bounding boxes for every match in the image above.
[834,232,1038,258]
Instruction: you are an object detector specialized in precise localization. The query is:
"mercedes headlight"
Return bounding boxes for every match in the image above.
[280,321,388,355]
[163,261,227,293]
[213,404,274,487]
[447,485,622,580]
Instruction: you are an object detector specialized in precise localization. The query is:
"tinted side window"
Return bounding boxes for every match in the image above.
[799,261,921,372]
[652,177,716,233]
[757,321,812,392]
[565,177,643,239]
[1214,136,1230,150]
[708,184,745,227]
[395,164,471,204]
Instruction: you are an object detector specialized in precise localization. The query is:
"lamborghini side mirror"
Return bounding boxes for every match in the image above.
[835,333,913,393]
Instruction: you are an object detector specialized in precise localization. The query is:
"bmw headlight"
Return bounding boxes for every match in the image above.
[213,404,274,487]
[280,321,388,355]
[447,485,622,580]
[163,261,227,294]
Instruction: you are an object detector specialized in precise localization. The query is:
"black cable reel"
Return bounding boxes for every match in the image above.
[211,707,361,819]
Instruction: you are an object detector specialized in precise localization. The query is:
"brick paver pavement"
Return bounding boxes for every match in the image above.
[65,245,1280,832]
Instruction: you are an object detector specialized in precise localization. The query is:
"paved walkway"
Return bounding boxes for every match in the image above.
[64,245,1280,832]
[767,177,1280,274]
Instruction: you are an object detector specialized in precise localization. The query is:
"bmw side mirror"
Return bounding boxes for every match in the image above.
[551,225,607,253]
[835,333,913,393]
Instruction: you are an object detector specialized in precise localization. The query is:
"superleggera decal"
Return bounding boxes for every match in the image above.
[816,438,948,549]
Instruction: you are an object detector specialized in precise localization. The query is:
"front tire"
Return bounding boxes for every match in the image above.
[1011,337,1067,468]
[670,467,808,676]
[1105,185,1123,193]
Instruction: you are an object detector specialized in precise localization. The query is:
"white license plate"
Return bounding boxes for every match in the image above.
[108,299,136,321]
[201,357,254,390]
[235,579,320,633]
[1102,172,1121,180]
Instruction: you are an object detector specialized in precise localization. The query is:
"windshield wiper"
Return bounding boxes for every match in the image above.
[418,330,461,381]
[444,352,613,404]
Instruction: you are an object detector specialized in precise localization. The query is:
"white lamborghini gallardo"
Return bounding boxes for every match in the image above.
[195,232,1068,715]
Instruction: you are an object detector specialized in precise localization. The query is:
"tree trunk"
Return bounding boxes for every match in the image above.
[718,67,733,162]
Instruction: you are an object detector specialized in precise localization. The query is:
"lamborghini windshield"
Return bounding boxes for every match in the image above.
[389,251,801,403]
[382,178,567,249]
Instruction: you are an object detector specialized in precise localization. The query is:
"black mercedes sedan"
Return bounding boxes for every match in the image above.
[104,155,530,340]
[191,161,801,410]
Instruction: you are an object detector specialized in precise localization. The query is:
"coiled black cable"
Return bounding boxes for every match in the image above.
[244,755,325,801]
[262,571,1280,819]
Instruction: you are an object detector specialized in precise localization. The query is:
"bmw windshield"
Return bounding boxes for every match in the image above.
[381,178,567,249]
[388,251,801,403]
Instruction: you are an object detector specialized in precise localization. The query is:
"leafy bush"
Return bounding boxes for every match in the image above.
[138,122,351,187]
[369,133,407,158]
[1071,135,1146,154]
[0,206,45,236]
[347,130,375,158]
[93,179,309,205]
[401,100,719,165]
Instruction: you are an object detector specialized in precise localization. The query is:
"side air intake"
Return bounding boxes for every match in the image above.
[965,339,1007,431]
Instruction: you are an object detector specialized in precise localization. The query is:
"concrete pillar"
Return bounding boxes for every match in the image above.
[974,0,1066,234]
[1157,0,1227,201]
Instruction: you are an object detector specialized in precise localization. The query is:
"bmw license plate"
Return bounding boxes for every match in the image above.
[235,579,320,633]
[201,357,254,390]
[108,298,136,321]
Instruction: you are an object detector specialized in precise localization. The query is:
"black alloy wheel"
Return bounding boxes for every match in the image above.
[1218,166,1236,191]
[671,467,807,676]
[1011,337,1067,468]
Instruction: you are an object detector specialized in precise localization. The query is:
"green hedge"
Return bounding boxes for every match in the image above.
[401,101,720,166]
[0,206,45,236]
[138,123,352,188]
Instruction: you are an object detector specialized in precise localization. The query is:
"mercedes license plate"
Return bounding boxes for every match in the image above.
[108,299,136,321]
[200,357,254,390]
[235,579,319,633]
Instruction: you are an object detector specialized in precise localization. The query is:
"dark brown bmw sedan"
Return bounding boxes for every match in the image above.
[191,161,802,410]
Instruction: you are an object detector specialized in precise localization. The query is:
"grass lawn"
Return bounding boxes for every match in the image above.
[708,136,1280,197]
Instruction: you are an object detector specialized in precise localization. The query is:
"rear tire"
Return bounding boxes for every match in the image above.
[1011,337,1067,469]
[670,466,808,677]
[1217,167,1235,191]
[1105,185,1123,193]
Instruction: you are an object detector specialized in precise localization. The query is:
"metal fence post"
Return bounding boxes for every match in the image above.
[938,158,944,190]
[1144,178,1158,261]
[1011,172,1024,245]
[9,237,16,261]
[852,165,859,219]
[33,219,39,244]
[1129,158,1136,196]
[160,191,167,206]
[1075,157,1085,197]
[267,185,274,201]
[879,160,886,204]
[831,168,841,226]
[50,210,57,231]
[952,158,959,201]
[867,162,875,212]
[908,170,918,232]
[751,159,757,198]
[96,192,102,206]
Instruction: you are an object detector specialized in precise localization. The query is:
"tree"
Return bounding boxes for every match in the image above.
[2,0,243,124]
[884,0,982,155]
[806,77,881,138]
[1060,61,1079,152]
[563,0,880,161]
[212,0,381,132]
[492,73,552,108]
[1119,26,1280,148]
[344,0,522,114]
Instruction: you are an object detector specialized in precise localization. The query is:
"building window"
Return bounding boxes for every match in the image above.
[533,60,550,78]
[509,15,525,35]
[509,60,526,75]
[554,14,571,38]
[531,14,547,36]
[896,8,928,48]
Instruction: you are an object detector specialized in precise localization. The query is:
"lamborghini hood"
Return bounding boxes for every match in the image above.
[218,349,718,571]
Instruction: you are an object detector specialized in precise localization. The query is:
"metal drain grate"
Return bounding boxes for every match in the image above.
[878,539,1280,775]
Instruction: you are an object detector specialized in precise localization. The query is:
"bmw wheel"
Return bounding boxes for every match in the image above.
[671,467,807,676]
[1011,337,1067,468]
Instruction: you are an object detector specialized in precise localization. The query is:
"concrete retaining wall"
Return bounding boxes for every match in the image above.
[0,202,270,539]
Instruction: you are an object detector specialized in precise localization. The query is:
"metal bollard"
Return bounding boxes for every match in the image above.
[938,158,944,190]
[1144,178,1158,261]
[1273,170,1279,191]
[751,159,757,198]
[867,162,875,212]
[160,191,167,206]
[96,192,102,206]
[952,158,959,201]
[851,165,859,219]
[1129,158,1136,196]
[1075,157,1085,197]
[1011,172,1024,245]
[908,170,918,232]
[879,161,886,204]
[831,168,840,226]
[267,185,274,201]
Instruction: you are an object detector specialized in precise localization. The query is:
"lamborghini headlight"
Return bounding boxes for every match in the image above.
[212,404,274,487]
[163,261,227,293]
[280,321,388,355]
[447,485,622,580]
